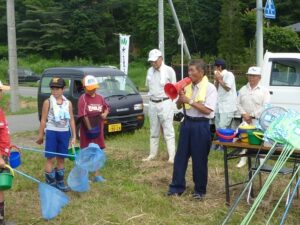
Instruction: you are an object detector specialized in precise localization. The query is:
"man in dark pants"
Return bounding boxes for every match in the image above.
[167,59,217,200]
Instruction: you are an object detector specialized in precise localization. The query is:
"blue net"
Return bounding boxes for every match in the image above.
[67,166,89,192]
[75,143,107,172]
[38,183,69,220]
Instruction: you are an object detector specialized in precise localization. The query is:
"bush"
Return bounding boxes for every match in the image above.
[0,45,7,60]
[264,26,300,52]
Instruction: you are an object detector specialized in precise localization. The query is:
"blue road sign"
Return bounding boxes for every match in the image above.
[264,0,276,19]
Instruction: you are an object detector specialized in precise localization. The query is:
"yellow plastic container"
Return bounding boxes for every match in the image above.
[238,125,256,143]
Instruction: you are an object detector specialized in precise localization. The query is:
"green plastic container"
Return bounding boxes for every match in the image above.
[247,130,263,145]
[0,165,14,190]
[68,146,80,161]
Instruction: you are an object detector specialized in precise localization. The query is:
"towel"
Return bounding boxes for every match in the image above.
[184,76,209,109]
[146,62,168,86]
[50,95,70,122]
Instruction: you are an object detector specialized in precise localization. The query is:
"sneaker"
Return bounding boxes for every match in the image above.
[192,192,205,200]
[93,176,106,183]
[236,157,247,168]
[142,156,155,162]
[210,144,217,150]
[216,146,224,151]
[166,191,183,197]
[167,158,174,164]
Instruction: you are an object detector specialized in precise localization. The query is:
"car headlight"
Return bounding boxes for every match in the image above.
[134,103,143,110]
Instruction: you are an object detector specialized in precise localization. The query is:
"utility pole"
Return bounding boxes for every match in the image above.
[158,0,165,58]
[7,0,19,112]
[256,0,264,67]
[168,0,191,59]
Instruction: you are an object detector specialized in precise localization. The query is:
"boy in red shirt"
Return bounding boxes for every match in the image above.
[0,81,11,225]
[78,75,109,182]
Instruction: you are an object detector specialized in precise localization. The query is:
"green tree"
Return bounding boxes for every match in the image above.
[17,2,71,58]
[264,25,300,52]
[217,0,245,66]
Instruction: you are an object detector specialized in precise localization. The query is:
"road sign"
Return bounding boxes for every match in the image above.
[264,0,276,19]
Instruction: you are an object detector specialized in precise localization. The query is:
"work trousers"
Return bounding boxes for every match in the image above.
[169,118,211,194]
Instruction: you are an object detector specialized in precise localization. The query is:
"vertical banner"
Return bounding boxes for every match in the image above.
[119,34,130,75]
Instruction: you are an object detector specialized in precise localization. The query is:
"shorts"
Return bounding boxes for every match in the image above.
[45,130,71,159]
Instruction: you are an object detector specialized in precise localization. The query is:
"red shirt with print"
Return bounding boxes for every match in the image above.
[78,93,109,149]
[0,108,11,156]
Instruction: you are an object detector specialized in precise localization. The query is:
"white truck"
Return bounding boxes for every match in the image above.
[261,52,300,111]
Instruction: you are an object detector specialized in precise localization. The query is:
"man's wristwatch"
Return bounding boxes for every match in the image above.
[189,99,194,105]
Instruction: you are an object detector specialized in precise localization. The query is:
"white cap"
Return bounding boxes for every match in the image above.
[246,66,261,76]
[83,75,99,91]
[0,81,10,91]
[148,49,162,62]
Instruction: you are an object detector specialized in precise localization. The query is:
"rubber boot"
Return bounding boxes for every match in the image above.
[45,171,56,187]
[0,201,5,225]
[166,138,175,164]
[55,168,70,192]
[142,138,159,161]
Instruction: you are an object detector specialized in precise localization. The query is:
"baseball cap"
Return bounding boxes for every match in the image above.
[214,59,226,66]
[246,66,261,76]
[0,81,10,91]
[83,75,99,91]
[148,49,162,62]
[49,77,66,88]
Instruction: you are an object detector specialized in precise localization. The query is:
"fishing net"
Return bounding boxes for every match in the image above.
[75,143,106,172]
[286,118,300,149]
[14,169,69,220]
[264,113,287,144]
[39,183,70,220]
[67,165,89,192]
[259,106,288,131]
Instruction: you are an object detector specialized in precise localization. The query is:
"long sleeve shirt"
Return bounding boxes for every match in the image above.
[145,63,176,99]
[0,108,10,156]
[237,83,270,118]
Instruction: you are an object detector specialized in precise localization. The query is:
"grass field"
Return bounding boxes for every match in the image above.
[0,94,37,115]
[1,56,248,94]
[4,118,300,225]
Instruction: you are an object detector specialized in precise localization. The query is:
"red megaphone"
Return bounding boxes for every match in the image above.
[164,77,192,100]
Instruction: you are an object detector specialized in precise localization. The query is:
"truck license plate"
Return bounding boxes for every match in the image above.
[108,123,122,132]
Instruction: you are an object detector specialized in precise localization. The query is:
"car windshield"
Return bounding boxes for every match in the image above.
[96,75,138,97]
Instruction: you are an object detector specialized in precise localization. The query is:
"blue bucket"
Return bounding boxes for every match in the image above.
[9,151,21,168]
[216,128,236,142]
[86,126,100,139]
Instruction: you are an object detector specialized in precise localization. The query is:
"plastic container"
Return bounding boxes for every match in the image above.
[238,125,256,143]
[0,165,14,190]
[9,151,21,168]
[247,130,263,145]
[86,126,100,139]
[68,146,80,161]
[216,129,236,142]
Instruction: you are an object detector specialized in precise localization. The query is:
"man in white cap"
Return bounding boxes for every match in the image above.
[236,66,270,167]
[143,49,176,163]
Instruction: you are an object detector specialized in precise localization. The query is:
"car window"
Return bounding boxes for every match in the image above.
[73,80,84,97]
[270,59,300,87]
[95,75,138,97]
[41,77,71,94]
